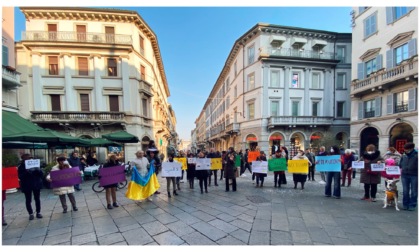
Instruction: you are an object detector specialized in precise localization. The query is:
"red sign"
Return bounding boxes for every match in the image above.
[2,167,19,190]
[310,136,321,140]
[395,140,407,155]
[269,136,282,140]
[247,137,258,142]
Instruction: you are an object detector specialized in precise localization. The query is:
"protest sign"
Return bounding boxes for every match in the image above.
[268,158,287,171]
[187,158,196,164]
[235,155,241,167]
[210,158,222,170]
[247,151,259,162]
[352,161,364,169]
[195,158,211,170]
[98,165,125,187]
[251,161,268,174]
[314,155,341,172]
[287,159,309,173]
[174,157,187,170]
[2,167,19,190]
[50,167,82,188]
[371,163,385,172]
[162,162,182,177]
[25,159,40,169]
[385,166,401,176]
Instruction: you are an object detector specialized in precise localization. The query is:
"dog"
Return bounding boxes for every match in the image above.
[383,179,399,211]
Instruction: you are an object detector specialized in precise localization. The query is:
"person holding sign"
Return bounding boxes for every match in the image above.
[359,144,383,202]
[292,150,311,190]
[224,153,237,192]
[195,151,209,194]
[47,157,79,213]
[206,148,219,187]
[272,150,286,188]
[400,142,418,211]
[102,154,120,209]
[186,152,196,189]
[254,151,267,187]
[164,154,179,198]
[17,153,44,220]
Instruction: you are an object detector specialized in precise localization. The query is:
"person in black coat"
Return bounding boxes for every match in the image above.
[17,153,43,220]
[102,154,120,209]
[224,153,237,192]
[186,152,196,189]
[206,148,219,186]
[195,151,209,194]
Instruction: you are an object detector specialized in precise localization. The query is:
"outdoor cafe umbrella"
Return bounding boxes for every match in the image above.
[81,137,122,147]
[101,130,139,143]
[2,129,91,147]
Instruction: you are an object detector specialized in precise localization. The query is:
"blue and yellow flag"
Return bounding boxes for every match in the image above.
[125,163,160,200]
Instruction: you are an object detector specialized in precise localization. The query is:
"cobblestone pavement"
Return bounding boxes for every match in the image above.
[1,172,418,245]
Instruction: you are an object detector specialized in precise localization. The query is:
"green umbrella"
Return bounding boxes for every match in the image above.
[2,129,90,146]
[81,138,122,147]
[102,130,139,143]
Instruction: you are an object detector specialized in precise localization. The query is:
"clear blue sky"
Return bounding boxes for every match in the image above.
[13,6,352,140]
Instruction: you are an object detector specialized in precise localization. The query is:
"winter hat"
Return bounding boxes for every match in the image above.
[385,158,396,166]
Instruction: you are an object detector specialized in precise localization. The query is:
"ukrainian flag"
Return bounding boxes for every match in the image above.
[125,163,160,200]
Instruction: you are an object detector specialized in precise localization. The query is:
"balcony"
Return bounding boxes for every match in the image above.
[139,81,153,97]
[260,47,337,61]
[225,123,240,134]
[2,66,22,89]
[21,31,132,45]
[268,116,334,128]
[31,111,126,124]
[364,110,375,118]
[395,104,408,113]
[351,57,418,97]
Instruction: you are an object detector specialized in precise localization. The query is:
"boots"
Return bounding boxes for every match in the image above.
[301,182,305,190]
[173,190,178,196]
[168,191,171,198]
[177,183,181,190]
[59,195,68,213]
[294,182,298,189]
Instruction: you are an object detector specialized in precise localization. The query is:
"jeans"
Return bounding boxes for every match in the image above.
[325,172,341,197]
[199,178,208,193]
[24,189,41,215]
[401,174,418,209]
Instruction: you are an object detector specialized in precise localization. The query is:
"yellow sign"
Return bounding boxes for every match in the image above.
[287,159,308,173]
[174,158,187,170]
[210,158,223,170]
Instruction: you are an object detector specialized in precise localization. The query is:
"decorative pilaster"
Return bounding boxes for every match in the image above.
[304,68,311,115]
[284,67,290,115]
[90,54,103,111]
[31,52,45,110]
[62,53,74,111]
[120,56,131,112]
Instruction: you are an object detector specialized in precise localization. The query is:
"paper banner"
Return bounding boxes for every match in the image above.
[314,155,341,172]
[25,159,41,169]
[268,158,287,171]
[2,167,19,190]
[247,151,259,162]
[251,161,268,174]
[98,165,126,187]
[162,162,182,177]
[385,166,401,175]
[287,159,309,173]
[352,161,364,169]
[371,163,385,172]
[195,158,211,170]
[50,167,82,188]
[210,158,223,170]
[174,157,187,170]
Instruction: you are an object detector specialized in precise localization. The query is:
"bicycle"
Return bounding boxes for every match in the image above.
[91,163,131,193]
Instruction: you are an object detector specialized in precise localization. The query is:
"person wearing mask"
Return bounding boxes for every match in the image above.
[400,142,418,211]
[360,144,383,202]
[206,148,219,187]
[130,150,153,202]
[273,149,286,188]
[382,147,402,166]
[18,153,44,220]
[254,151,267,187]
[324,146,341,198]
[67,151,82,191]
[292,149,311,190]
[316,146,328,184]
[196,151,209,194]
[47,157,79,213]
[102,154,120,209]
[305,148,315,182]
[165,154,178,198]
[342,149,355,187]
[224,153,237,192]
[146,142,162,195]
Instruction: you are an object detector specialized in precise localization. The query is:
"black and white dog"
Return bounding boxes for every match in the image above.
[383,179,399,211]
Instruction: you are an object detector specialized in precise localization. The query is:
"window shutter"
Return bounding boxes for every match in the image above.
[51,95,61,111]
[80,94,90,111]
[376,54,383,70]
[2,45,8,66]
[408,88,416,111]
[374,97,381,117]
[387,94,394,114]
[408,38,417,58]
[358,101,364,119]
[386,7,394,24]
[357,63,364,80]
[109,95,119,112]
[78,57,88,76]
[386,50,394,69]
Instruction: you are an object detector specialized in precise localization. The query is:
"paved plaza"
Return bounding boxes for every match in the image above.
[1,171,418,245]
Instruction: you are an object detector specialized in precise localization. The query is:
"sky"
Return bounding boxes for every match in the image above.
[7,0,417,141]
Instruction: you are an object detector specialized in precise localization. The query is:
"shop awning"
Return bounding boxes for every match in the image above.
[102,130,139,143]
[2,110,43,137]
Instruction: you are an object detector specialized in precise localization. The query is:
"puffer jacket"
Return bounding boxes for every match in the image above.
[47,164,75,195]
[360,150,383,184]
[400,149,418,176]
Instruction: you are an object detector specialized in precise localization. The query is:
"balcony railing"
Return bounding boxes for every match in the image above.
[225,123,240,133]
[260,47,337,61]
[31,111,126,123]
[352,57,418,95]
[395,104,408,113]
[22,31,132,45]
[364,110,375,118]
[268,116,334,127]
[2,66,21,88]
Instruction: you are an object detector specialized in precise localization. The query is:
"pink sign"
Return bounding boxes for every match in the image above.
[99,165,126,187]
[50,167,82,188]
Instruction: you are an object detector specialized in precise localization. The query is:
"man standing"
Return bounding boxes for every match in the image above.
[206,148,219,186]
[400,142,418,211]
[67,151,82,191]
[305,148,315,181]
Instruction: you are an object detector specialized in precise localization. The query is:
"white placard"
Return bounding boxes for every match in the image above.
[371,163,385,172]
[161,162,182,177]
[187,158,196,164]
[251,161,268,174]
[25,159,41,169]
[352,161,365,169]
[195,158,211,170]
[385,166,401,175]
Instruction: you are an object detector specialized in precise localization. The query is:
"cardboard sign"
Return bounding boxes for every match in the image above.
[314,155,341,172]
[287,159,309,173]
[98,165,126,187]
[2,167,19,190]
[25,159,41,169]
[247,151,259,162]
[50,167,82,188]
[352,161,364,169]
[268,158,287,171]
[371,163,385,172]
[162,162,182,177]
[210,158,223,170]
[195,158,211,170]
[251,161,268,174]
[187,158,196,164]
[174,157,187,170]
[385,166,401,175]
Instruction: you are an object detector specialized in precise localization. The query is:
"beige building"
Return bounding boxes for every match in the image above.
[15,7,176,161]
[350,7,418,155]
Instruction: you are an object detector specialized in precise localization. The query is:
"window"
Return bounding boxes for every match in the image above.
[337,46,346,63]
[142,98,148,116]
[337,101,345,117]
[226,96,230,109]
[364,13,377,38]
[364,99,375,118]
[394,43,409,65]
[291,73,300,88]
[311,73,320,89]
[2,45,8,66]
[109,95,119,112]
[107,58,117,76]
[105,26,115,43]
[270,101,279,116]
[76,25,86,42]
[139,35,145,55]
[226,77,230,89]
[248,102,255,120]
[49,56,59,75]
[78,57,88,76]
[292,101,299,116]
[248,45,255,65]
[48,24,57,41]
[394,7,408,20]
[234,85,237,98]
[312,101,319,116]
[80,94,90,111]
[247,73,255,91]
[50,95,61,111]
[365,58,377,76]
[140,65,146,80]
[337,73,346,89]
[270,70,280,88]
[394,91,409,113]
[234,61,237,76]
[387,7,413,24]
